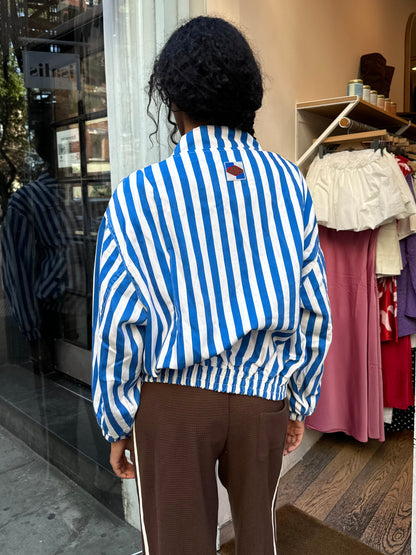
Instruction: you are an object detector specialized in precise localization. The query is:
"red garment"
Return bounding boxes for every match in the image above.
[379,275,414,409]
[395,154,412,177]
[381,335,414,409]
[377,276,397,342]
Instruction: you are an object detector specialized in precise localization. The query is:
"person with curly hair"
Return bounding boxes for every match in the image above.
[92,16,331,555]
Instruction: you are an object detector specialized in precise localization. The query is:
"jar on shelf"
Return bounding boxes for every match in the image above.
[377,94,385,109]
[362,85,371,102]
[347,79,363,97]
[390,102,397,115]
[384,98,392,113]
[370,90,378,105]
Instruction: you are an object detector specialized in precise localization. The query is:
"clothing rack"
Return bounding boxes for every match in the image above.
[321,129,392,145]
[316,129,394,158]
[315,129,415,159]
[297,97,416,442]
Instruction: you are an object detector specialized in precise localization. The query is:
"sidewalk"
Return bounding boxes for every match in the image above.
[0,424,142,555]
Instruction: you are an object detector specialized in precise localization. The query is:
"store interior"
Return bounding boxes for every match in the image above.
[0,2,415,554]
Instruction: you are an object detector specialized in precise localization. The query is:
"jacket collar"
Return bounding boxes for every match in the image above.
[173,125,261,155]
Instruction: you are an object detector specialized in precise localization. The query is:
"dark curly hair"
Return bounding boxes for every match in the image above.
[147,16,263,143]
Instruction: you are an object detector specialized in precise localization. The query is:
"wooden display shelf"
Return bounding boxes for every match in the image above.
[297,96,416,140]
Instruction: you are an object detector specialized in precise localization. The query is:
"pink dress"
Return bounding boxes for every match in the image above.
[306,226,385,442]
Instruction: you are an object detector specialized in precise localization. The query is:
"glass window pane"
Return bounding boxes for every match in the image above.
[54,88,79,121]
[56,125,82,177]
[85,118,110,174]
[83,52,107,113]
[0,5,116,522]
[87,182,110,235]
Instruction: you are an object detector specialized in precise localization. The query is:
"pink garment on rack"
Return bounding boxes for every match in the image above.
[306,227,385,442]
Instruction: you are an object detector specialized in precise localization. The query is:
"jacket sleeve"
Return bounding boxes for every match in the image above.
[1,202,41,341]
[91,215,147,442]
[286,177,332,421]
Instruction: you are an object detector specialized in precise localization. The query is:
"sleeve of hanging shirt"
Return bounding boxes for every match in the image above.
[0,201,41,342]
[286,174,332,422]
[91,215,147,442]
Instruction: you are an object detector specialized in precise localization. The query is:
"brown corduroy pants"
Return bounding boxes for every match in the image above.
[133,382,289,555]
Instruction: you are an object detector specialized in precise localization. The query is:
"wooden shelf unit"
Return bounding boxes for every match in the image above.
[296,96,416,171]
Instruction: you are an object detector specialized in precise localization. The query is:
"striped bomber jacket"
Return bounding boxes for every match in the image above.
[92,125,332,442]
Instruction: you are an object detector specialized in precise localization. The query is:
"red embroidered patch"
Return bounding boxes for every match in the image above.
[226,165,244,177]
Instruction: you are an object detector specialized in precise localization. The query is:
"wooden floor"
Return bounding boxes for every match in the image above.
[275,430,413,555]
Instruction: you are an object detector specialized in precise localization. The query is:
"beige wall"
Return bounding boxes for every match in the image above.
[206,0,239,22]
[207,0,416,161]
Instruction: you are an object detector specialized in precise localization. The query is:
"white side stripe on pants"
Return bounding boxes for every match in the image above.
[133,425,150,555]
[271,467,283,555]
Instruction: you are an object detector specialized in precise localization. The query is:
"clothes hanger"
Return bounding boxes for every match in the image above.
[316,129,394,157]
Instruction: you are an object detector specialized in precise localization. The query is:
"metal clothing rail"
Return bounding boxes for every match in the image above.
[321,129,391,145]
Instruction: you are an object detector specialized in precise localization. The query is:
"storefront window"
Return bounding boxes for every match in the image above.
[0,0,110,379]
[0,0,123,534]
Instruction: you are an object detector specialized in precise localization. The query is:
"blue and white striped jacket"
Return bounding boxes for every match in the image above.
[92,126,332,442]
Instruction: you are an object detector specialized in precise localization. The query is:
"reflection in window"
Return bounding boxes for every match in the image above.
[87,183,111,235]
[57,1,103,25]
[56,125,81,177]
[83,51,107,114]
[85,118,110,174]
[1,2,110,364]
